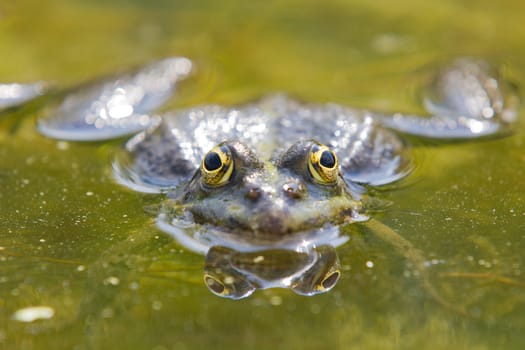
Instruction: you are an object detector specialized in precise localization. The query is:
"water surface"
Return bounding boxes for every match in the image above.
[1,0,524,349]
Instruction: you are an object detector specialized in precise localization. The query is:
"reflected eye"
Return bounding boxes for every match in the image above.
[320,270,340,291]
[201,145,234,186]
[204,274,227,296]
[308,143,339,184]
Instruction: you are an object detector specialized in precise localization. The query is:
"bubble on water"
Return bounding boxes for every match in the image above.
[103,276,120,286]
[152,301,163,311]
[12,306,55,322]
[101,308,114,318]
[270,296,282,306]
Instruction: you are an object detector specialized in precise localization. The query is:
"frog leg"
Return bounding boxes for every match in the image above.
[361,218,468,315]
[378,58,519,139]
[377,112,506,139]
[38,57,193,141]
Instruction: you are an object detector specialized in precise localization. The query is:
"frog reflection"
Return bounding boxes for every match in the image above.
[30,57,518,300]
[204,245,340,299]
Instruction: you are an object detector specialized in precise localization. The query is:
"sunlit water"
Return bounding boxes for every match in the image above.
[0,0,524,349]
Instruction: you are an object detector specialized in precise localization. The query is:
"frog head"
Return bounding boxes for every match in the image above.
[174,139,362,238]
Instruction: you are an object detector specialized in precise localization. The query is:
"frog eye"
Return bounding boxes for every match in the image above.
[204,274,227,295]
[319,270,340,291]
[201,145,234,187]
[308,143,339,184]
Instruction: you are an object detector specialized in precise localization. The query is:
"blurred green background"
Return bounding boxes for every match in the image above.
[0,0,524,349]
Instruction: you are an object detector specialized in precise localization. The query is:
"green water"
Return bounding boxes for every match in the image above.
[1,0,524,349]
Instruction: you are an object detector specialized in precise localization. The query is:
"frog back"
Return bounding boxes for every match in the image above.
[114,95,411,192]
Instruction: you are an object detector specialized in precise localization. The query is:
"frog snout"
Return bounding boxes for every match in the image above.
[244,187,263,202]
[244,181,307,203]
[282,181,307,199]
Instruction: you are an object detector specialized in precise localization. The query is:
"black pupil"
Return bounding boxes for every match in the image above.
[204,152,222,171]
[320,150,335,168]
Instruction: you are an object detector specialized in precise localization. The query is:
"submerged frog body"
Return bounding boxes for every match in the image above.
[30,57,518,299]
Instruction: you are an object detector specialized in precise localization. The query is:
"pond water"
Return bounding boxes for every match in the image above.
[1,0,524,349]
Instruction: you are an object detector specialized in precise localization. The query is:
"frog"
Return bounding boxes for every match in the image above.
[26,56,518,300]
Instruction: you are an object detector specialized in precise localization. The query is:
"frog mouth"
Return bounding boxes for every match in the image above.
[156,211,352,254]
[162,193,364,241]
[221,210,295,235]
[218,208,355,236]
[157,193,365,252]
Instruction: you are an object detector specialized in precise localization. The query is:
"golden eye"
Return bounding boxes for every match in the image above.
[204,274,227,296]
[319,270,340,291]
[308,143,339,184]
[201,145,234,186]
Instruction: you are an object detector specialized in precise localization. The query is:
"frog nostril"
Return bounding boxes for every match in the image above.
[283,182,306,199]
[245,187,262,202]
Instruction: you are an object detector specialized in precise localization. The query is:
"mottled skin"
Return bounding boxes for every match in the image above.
[117,95,412,194]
